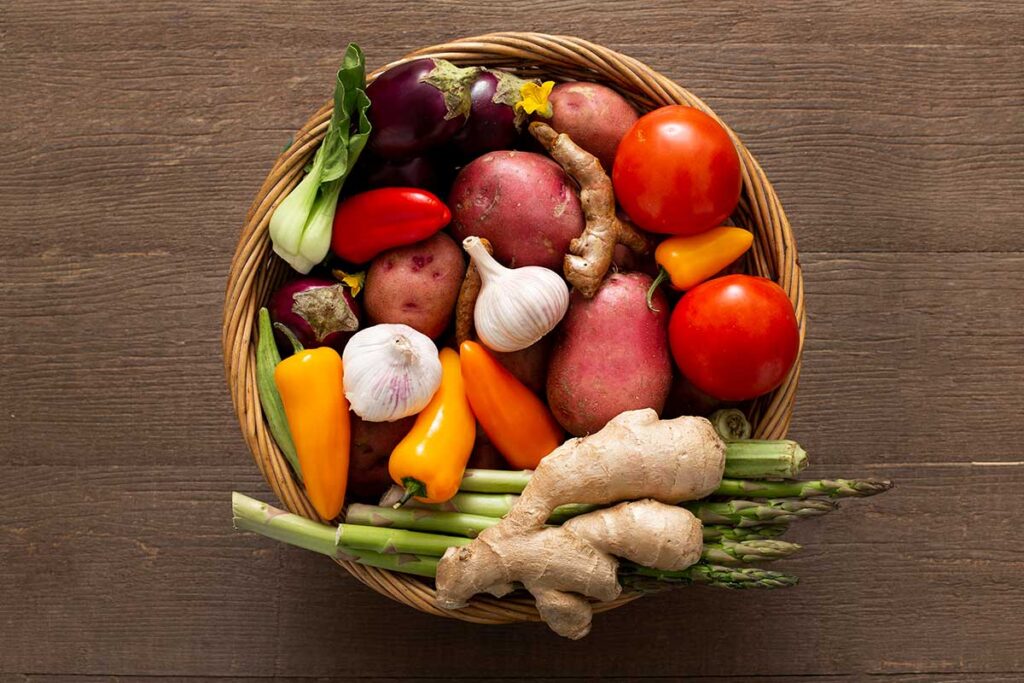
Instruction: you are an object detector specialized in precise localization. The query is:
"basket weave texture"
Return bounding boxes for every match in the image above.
[222,32,805,625]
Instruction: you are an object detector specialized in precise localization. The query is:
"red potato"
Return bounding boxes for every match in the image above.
[547,82,639,171]
[363,232,466,339]
[547,272,672,436]
[449,151,584,270]
[348,415,415,502]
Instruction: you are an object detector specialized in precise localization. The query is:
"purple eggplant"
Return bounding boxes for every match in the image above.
[354,154,452,195]
[268,276,362,351]
[367,58,479,159]
[450,70,529,159]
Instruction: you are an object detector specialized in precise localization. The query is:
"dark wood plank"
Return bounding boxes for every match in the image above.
[1,464,1021,677]
[4,0,1022,48]
[10,678,1024,683]
[8,677,1024,683]
[792,252,1024,464]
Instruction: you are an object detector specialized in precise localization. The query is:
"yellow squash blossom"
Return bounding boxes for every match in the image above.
[515,80,555,118]
[331,268,365,297]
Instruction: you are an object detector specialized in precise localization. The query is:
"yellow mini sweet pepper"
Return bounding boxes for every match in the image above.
[273,324,350,521]
[389,348,476,506]
[648,226,754,308]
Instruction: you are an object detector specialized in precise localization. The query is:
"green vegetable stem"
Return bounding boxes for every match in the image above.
[270,43,372,273]
[255,308,299,478]
[233,493,798,590]
[454,439,811,496]
[709,408,753,441]
[456,469,891,501]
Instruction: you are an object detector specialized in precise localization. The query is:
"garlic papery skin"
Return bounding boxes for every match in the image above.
[464,236,570,353]
[342,323,442,422]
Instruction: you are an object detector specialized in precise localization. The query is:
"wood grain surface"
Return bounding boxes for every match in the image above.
[2,1,1022,679]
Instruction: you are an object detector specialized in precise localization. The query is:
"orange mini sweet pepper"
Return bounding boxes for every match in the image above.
[648,226,754,308]
[389,348,476,506]
[273,324,350,520]
[459,341,563,469]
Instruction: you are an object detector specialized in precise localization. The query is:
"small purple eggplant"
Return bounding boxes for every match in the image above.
[450,70,531,159]
[355,154,452,195]
[367,58,479,159]
[268,276,362,351]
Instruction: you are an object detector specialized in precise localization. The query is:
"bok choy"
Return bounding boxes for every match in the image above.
[270,43,372,273]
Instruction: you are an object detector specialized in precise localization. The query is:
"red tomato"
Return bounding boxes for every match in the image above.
[669,275,799,401]
[613,105,741,235]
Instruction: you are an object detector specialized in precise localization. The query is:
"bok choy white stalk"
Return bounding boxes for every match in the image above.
[270,43,372,273]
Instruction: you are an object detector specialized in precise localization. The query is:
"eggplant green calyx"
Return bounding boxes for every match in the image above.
[421,59,480,121]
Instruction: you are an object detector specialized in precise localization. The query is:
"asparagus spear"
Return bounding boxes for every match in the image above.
[231,492,439,577]
[378,486,598,521]
[381,488,839,527]
[346,502,497,538]
[447,493,833,526]
[458,469,890,501]
[458,440,808,495]
[350,504,794,544]
[620,563,799,590]
[721,440,808,479]
[685,498,837,527]
[337,522,470,556]
[714,478,893,499]
[701,539,801,566]
[701,525,789,542]
[234,493,798,589]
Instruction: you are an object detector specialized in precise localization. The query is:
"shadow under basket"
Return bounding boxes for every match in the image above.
[222,32,806,625]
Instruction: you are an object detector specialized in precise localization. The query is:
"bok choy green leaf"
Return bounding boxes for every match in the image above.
[270,44,371,273]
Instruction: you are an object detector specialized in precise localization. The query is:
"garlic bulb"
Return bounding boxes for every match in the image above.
[463,236,570,352]
[342,323,442,422]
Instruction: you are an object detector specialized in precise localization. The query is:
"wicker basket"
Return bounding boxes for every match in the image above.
[222,32,805,625]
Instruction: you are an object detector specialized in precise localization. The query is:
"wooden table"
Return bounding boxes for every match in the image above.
[3,2,1022,680]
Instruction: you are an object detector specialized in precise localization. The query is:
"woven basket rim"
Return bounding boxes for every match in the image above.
[222,31,805,625]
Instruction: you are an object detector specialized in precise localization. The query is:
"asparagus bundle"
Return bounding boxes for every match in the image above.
[232,492,797,589]
[349,498,842,537]
[342,501,801,566]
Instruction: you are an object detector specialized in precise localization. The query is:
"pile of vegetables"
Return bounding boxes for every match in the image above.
[235,44,892,638]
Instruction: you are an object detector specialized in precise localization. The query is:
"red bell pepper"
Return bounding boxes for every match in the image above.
[330,187,451,264]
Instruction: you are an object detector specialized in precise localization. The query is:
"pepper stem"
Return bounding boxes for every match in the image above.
[646,268,670,311]
[273,322,305,354]
[394,478,427,509]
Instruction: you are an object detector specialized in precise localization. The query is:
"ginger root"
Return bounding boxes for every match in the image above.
[514,409,726,526]
[454,237,493,344]
[435,410,725,638]
[436,499,701,639]
[529,121,648,298]
[563,499,703,571]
